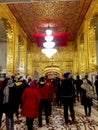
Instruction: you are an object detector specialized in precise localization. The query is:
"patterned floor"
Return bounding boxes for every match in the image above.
[1,102,98,130]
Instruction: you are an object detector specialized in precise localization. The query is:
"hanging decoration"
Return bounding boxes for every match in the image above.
[40,28,57,58]
[33,32,70,47]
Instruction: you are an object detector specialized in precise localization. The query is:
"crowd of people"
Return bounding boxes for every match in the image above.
[0,73,97,130]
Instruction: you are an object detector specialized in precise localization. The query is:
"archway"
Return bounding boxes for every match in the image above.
[42,65,62,78]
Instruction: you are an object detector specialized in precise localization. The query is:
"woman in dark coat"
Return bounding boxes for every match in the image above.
[21,81,40,130]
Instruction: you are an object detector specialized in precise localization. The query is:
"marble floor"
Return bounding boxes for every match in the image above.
[1,101,98,130]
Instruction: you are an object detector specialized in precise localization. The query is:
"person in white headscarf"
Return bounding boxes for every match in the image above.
[80,79,94,117]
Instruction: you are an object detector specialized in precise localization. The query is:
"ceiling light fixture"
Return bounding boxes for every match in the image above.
[45,29,52,35]
[43,41,55,48]
[41,48,57,58]
[41,27,57,58]
[44,35,54,42]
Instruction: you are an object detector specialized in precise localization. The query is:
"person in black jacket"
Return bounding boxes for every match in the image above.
[3,76,18,130]
[74,75,83,102]
[61,72,76,125]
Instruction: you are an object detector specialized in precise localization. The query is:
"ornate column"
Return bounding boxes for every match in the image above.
[73,44,78,75]
[27,41,33,76]
[18,35,27,76]
[78,35,85,74]
[13,24,19,75]
[6,22,14,74]
[83,19,89,74]
[88,15,97,73]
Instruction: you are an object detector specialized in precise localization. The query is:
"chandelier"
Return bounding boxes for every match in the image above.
[41,28,57,58]
[41,48,57,58]
[43,41,55,48]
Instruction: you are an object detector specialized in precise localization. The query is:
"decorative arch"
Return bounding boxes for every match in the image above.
[42,65,62,78]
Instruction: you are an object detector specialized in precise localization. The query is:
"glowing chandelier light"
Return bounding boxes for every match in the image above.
[41,48,57,58]
[44,35,54,42]
[45,29,52,35]
[41,27,57,58]
[43,41,55,48]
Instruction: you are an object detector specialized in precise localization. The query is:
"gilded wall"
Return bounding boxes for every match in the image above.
[31,42,74,77]
[73,0,98,76]
[0,4,31,76]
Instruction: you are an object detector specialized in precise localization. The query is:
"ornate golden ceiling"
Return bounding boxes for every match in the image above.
[8,0,92,42]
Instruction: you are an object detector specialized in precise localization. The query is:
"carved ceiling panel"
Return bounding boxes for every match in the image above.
[7,0,92,43]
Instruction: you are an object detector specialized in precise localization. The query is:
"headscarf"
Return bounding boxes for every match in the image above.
[30,81,36,88]
[39,77,45,84]
[96,75,98,79]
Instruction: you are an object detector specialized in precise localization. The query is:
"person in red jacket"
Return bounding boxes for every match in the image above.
[21,81,40,130]
[37,76,52,127]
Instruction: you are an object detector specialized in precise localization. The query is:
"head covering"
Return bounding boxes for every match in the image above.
[18,75,23,81]
[96,75,98,79]
[55,77,60,82]
[39,77,45,82]
[27,76,32,80]
[39,77,46,86]
[83,79,88,84]
[30,81,36,88]
[85,75,88,79]
[6,74,11,79]
[63,72,70,78]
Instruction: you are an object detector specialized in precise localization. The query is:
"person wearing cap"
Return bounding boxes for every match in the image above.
[61,72,76,125]
[94,75,98,100]
[21,81,40,130]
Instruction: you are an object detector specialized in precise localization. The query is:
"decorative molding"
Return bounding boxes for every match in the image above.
[89,14,98,30]
[0,0,78,4]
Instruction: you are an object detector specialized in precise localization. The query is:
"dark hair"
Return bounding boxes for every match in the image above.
[85,75,88,78]
[76,75,79,79]
[39,77,45,82]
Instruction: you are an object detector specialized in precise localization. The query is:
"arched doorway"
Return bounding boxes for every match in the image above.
[42,65,62,78]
